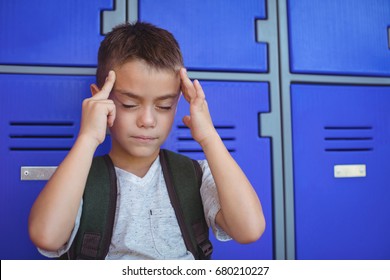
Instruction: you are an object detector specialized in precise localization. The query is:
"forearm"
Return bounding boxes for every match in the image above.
[28,135,98,250]
[201,132,265,243]
[179,69,265,243]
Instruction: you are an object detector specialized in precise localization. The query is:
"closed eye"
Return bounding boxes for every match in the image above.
[157,106,173,111]
[122,104,138,109]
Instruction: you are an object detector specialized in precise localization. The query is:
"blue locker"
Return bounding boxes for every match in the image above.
[0,0,112,66]
[139,0,268,72]
[164,81,273,259]
[291,84,390,259]
[0,74,113,259]
[287,0,390,76]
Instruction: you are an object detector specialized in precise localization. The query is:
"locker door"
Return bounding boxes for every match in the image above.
[139,0,268,72]
[0,0,112,66]
[291,84,390,259]
[0,74,111,259]
[287,0,390,76]
[163,81,273,259]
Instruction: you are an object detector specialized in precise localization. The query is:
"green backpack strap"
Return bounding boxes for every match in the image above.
[68,155,117,259]
[160,149,213,260]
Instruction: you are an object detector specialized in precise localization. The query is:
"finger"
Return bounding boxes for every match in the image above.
[182,115,191,128]
[93,70,116,100]
[180,68,196,102]
[193,79,205,99]
[179,68,191,102]
[106,102,116,127]
[190,79,208,109]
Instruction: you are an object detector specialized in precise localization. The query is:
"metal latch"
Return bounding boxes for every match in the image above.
[21,166,57,181]
[334,164,366,178]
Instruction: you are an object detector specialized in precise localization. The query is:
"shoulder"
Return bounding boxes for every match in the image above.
[197,159,209,173]
[197,159,216,189]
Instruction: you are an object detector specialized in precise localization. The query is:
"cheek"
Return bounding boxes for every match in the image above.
[167,110,177,124]
[111,111,133,132]
[159,112,176,130]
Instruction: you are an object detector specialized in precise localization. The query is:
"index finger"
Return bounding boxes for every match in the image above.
[94,70,116,99]
[180,68,196,102]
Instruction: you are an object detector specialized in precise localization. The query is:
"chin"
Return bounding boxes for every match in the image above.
[125,145,160,159]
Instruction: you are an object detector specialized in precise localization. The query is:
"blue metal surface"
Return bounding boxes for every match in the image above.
[0,0,112,66]
[287,0,390,76]
[139,0,268,72]
[291,83,390,259]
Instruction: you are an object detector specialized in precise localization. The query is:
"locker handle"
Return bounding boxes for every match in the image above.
[388,26,390,49]
[334,164,366,178]
[21,166,57,181]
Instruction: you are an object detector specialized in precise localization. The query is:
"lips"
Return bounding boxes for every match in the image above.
[131,135,158,143]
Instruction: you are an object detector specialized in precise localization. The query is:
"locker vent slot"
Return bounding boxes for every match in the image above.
[10,121,74,126]
[10,135,73,139]
[324,126,372,130]
[176,125,236,153]
[10,148,72,151]
[325,148,373,152]
[9,121,74,151]
[324,126,373,152]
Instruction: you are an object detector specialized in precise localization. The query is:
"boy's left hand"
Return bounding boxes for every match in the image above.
[180,68,218,148]
[180,70,265,244]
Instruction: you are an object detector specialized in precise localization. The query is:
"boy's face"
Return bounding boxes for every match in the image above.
[109,59,181,162]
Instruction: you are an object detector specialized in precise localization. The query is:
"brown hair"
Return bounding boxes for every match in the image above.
[96,22,183,87]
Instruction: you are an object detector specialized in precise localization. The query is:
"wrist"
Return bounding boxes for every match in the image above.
[198,131,222,151]
[75,133,100,153]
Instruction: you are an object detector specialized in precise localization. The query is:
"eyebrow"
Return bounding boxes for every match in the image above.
[114,90,179,101]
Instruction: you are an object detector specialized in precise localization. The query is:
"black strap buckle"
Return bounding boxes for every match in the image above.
[198,240,213,258]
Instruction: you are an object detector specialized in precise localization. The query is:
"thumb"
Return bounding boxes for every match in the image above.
[182,115,191,128]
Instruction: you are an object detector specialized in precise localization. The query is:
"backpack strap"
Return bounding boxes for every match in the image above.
[160,149,213,259]
[67,155,117,259]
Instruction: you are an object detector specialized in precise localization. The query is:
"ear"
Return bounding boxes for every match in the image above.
[90,84,100,97]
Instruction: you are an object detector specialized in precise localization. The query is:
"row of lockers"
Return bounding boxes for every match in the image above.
[0,74,272,260]
[2,76,390,260]
[0,0,267,72]
[1,0,389,75]
[1,0,390,260]
[0,79,390,259]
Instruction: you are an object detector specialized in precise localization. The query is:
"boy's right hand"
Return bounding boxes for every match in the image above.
[78,70,116,147]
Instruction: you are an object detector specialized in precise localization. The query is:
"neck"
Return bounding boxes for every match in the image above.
[108,149,160,178]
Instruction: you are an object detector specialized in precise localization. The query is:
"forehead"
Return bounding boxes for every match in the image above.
[113,60,180,97]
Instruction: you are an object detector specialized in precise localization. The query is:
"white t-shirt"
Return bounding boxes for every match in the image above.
[39,157,231,259]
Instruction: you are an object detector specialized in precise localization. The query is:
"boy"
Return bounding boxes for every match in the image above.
[28,22,265,259]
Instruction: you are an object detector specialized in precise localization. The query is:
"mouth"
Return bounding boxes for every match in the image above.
[131,135,158,143]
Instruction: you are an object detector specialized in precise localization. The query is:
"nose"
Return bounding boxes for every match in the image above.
[136,106,156,128]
